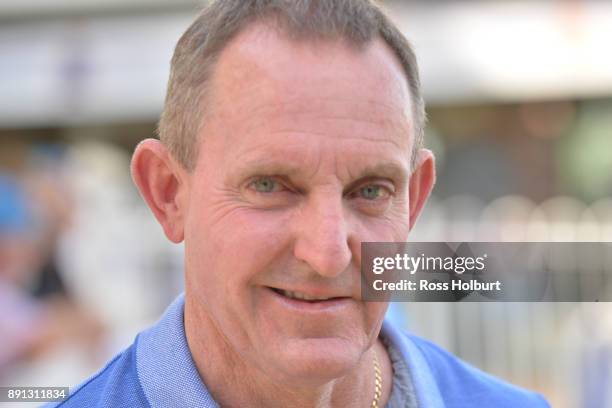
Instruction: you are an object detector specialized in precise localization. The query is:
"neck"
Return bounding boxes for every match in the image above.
[183,296,392,408]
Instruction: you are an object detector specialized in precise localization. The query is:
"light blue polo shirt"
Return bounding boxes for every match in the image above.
[49,294,549,407]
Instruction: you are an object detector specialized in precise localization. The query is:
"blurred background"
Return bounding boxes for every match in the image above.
[1,1,611,407]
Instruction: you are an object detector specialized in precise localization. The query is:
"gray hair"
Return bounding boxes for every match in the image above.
[158,0,425,171]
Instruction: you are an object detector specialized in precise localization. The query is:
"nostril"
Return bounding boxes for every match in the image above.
[292,210,352,278]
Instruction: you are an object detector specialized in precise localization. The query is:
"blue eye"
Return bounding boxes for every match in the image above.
[251,177,280,193]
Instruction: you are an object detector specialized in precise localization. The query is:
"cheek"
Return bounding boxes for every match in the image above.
[350,212,411,248]
[350,192,411,239]
[184,207,298,354]
[186,207,293,292]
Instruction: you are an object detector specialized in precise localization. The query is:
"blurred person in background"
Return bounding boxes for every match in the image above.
[0,173,49,372]
[49,1,549,407]
[0,169,103,381]
[24,145,74,300]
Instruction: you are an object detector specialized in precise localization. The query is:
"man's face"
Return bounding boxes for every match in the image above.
[183,24,417,382]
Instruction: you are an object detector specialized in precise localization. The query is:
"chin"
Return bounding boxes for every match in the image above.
[268,337,365,385]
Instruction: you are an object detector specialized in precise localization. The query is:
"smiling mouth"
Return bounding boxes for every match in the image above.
[269,287,346,302]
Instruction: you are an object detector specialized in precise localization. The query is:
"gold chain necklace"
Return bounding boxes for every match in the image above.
[371,351,383,408]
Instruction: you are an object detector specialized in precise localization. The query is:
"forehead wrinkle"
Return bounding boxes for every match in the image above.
[256,69,413,129]
[238,104,411,144]
[277,98,411,133]
[214,96,412,157]
[223,96,413,154]
[268,129,406,152]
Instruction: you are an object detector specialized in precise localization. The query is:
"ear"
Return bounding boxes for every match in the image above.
[408,149,436,231]
[130,139,187,243]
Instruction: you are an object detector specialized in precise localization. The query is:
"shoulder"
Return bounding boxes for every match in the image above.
[46,340,149,408]
[406,333,550,408]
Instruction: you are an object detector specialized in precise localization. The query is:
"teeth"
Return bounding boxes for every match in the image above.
[280,289,331,301]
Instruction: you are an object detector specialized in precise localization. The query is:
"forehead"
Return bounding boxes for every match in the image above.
[200,22,414,169]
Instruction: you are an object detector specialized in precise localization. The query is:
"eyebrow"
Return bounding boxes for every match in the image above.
[349,162,409,183]
[232,157,304,181]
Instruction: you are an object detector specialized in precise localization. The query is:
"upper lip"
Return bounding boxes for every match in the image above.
[266,286,352,301]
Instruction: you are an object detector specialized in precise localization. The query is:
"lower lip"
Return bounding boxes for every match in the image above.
[264,287,354,313]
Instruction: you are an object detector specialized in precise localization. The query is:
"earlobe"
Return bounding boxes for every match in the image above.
[131,138,186,243]
[408,149,436,231]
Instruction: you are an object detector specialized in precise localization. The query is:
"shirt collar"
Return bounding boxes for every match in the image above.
[135,294,444,408]
[381,319,445,408]
[136,293,218,408]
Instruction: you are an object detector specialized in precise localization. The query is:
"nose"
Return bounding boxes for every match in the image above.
[292,193,353,278]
